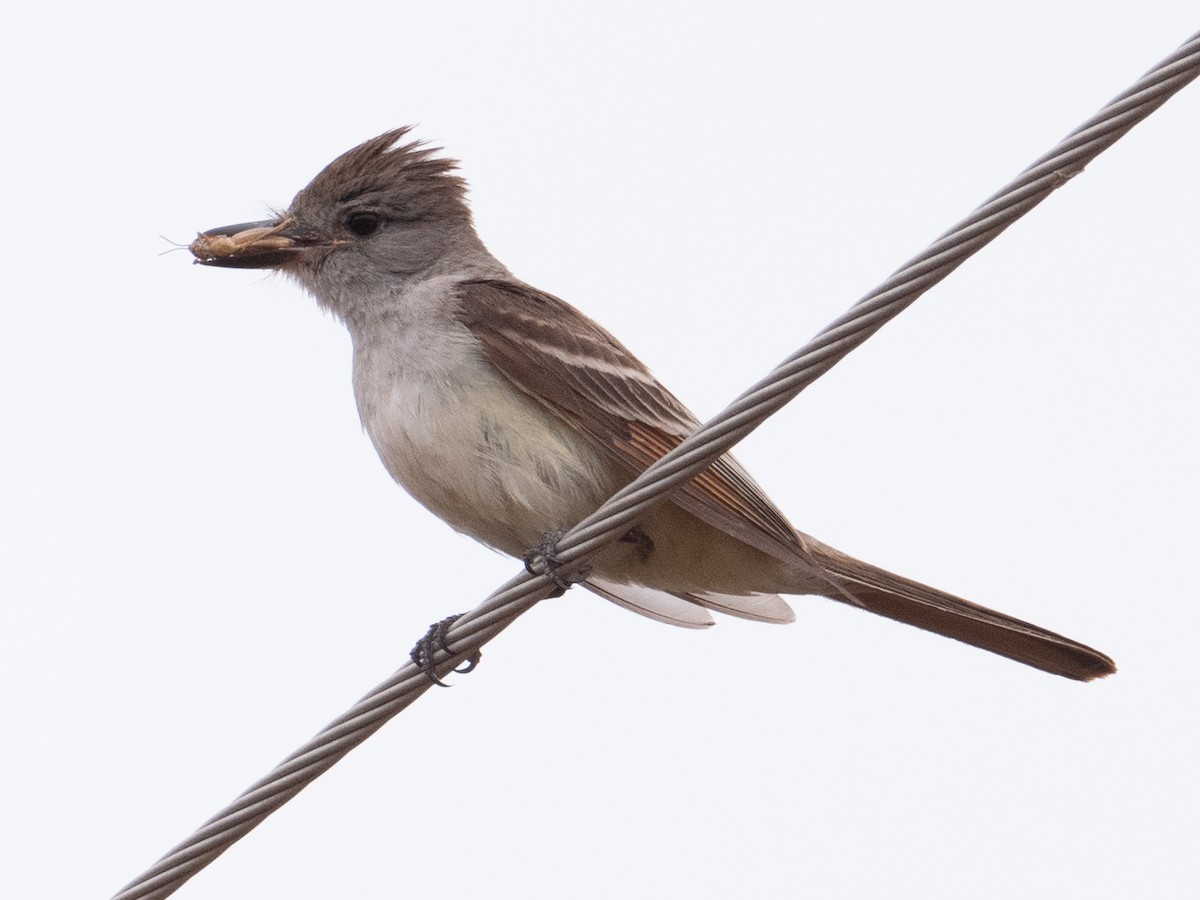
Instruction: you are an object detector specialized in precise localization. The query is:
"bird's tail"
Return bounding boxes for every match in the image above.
[804,538,1116,681]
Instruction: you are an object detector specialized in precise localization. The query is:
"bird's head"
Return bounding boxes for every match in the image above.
[190,128,475,317]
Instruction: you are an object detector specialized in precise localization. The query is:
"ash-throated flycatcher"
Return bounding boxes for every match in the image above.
[191,128,1114,681]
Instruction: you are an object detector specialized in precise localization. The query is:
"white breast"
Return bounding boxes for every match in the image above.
[347,277,621,557]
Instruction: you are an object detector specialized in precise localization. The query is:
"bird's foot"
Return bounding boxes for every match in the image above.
[523,528,591,597]
[618,525,655,561]
[410,614,481,687]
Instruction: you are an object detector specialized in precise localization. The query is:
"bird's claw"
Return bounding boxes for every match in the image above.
[410,614,482,687]
[523,528,591,596]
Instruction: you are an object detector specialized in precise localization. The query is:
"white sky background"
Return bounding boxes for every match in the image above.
[2,3,1198,898]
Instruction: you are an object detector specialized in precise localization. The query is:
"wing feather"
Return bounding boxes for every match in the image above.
[455,279,805,564]
[583,577,715,628]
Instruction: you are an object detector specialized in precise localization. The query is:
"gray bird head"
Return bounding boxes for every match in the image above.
[191,128,482,320]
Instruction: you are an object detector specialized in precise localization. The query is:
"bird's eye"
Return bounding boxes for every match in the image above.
[346,212,382,237]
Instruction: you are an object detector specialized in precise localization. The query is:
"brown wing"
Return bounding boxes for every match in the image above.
[455,278,806,565]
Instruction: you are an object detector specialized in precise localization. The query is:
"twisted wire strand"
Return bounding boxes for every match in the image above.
[113,30,1200,900]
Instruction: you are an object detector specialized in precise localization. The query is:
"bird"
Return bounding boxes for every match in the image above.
[190,128,1115,681]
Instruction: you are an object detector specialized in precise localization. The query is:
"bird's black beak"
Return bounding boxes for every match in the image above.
[189,217,318,269]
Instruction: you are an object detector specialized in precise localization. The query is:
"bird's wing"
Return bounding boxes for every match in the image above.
[582,577,715,628]
[455,278,806,565]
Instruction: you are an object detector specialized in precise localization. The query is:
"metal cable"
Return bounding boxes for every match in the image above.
[113,30,1200,900]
